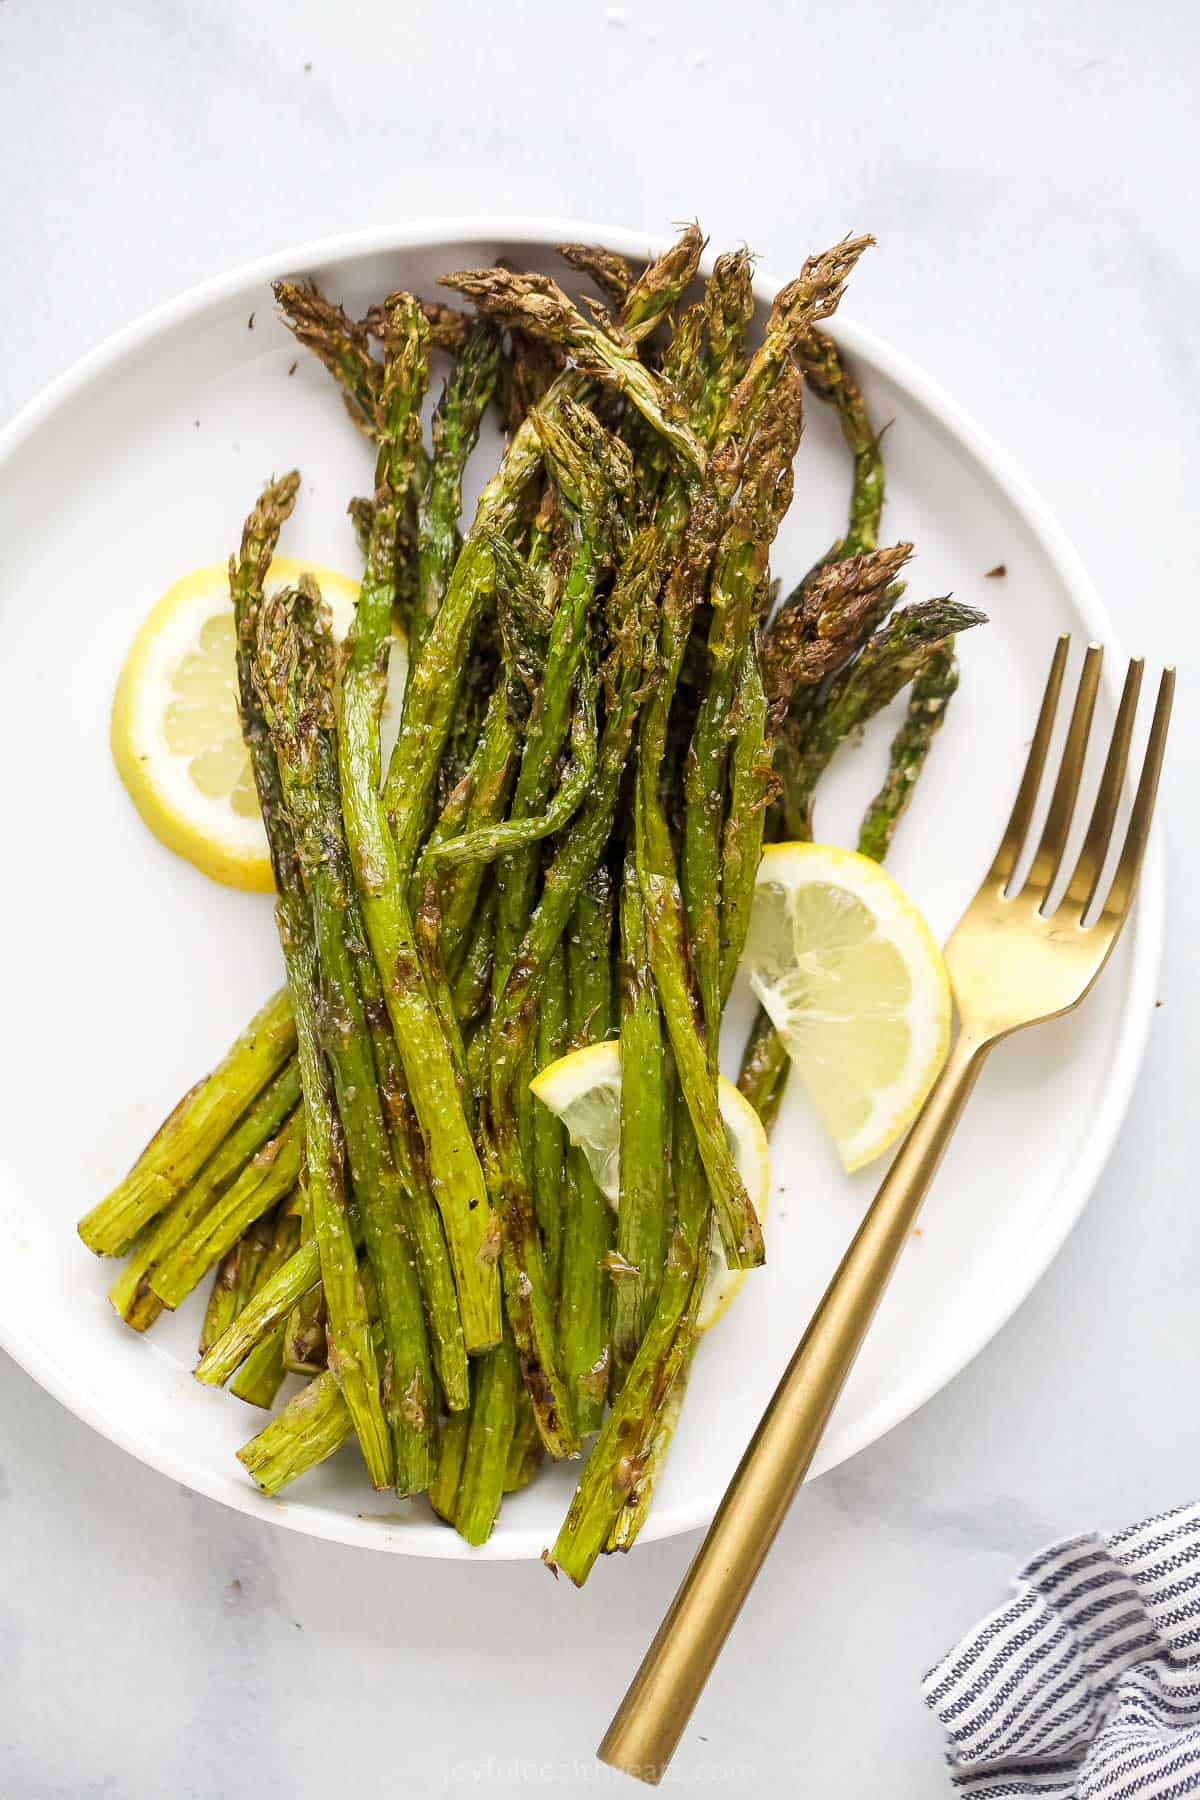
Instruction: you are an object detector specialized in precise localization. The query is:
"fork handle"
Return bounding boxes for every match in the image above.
[598,1029,991,1786]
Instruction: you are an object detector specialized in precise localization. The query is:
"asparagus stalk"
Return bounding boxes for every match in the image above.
[783,599,986,840]
[682,364,804,1050]
[199,1214,273,1355]
[149,1111,303,1310]
[339,295,502,1355]
[719,646,774,1007]
[532,941,570,1303]
[693,247,755,447]
[857,646,959,860]
[503,1395,544,1494]
[413,319,502,658]
[109,1056,301,1327]
[551,1096,710,1584]
[229,1206,301,1408]
[422,659,597,871]
[796,327,884,559]
[357,935,470,1414]
[761,542,914,707]
[490,399,629,996]
[230,476,392,1488]
[283,1290,327,1375]
[79,986,296,1255]
[196,1235,322,1387]
[555,242,636,308]
[237,1366,354,1495]
[612,846,668,1375]
[559,865,615,1434]
[429,1407,471,1524]
[736,1009,790,1129]
[272,279,380,434]
[454,1334,520,1545]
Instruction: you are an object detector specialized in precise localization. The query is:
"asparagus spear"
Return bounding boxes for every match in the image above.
[503,1394,545,1494]
[454,1334,520,1545]
[283,1289,327,1375]
[365,296,471,354]
[237,1366,354,1495]
[555,242,636,307]
[761,542,914,706]
[736,1009,790,1129]
[551,1095,710,1584]
[109,1056,301,1328]
[682,364,804,1051]
[796,327,884,559]
[229,476,391,1488]
[429,1406,471,1524]
[255,580,437,1494]
[612,846,668,1375]
[559,865,616,1434]
[604,1379,685,1552]
[199,1213,273,1355]
[857,646,959,860]
[693,247,755,447]
[439,268,706,472]
[733,339,900,1120]
[196,1235,322,1388]
[339,295,502,1355]
[719,645,774,1007]
[413,319,502,658]
[532,941,570,1303]
[79,985,296,1255]
[149,1111,303,1310]
[490,398,630,995]
[229,1206,301,1408]
[272,279,380,434]
[357,935,470,1414]
[783,599,986,840]
[421,659,597,871]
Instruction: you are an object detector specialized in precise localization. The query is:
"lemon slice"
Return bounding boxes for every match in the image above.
[743,842,950,1171]
[529,1040,770,1333]
[111,558,406,891]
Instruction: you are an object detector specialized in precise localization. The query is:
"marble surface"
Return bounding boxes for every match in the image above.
[3,2,1198,1793]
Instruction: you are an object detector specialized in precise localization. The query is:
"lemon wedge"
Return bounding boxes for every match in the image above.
[111,558,405,891]
[529,1040,770,1333]
[742,842,950,1171]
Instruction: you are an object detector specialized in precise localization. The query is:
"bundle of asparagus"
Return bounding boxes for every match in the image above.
[78,224,984,1578]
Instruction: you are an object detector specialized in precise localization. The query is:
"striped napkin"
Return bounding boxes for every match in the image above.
[923,1502,1200,1796]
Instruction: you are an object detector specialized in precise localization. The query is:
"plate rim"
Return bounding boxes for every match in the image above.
[0,215,1165,1558]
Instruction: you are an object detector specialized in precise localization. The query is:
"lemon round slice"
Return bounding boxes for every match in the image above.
[743,842,950,1171]
[529,1040,770,1333]
[111,558,405,891]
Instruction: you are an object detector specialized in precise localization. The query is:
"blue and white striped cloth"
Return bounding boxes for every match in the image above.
[923,1502,1200,1797]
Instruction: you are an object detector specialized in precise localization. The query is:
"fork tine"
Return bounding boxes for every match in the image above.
[989,634,1069,888]
[1102,666,1174,920]
[1064,657,1143,914]
[1026,642,1103,900]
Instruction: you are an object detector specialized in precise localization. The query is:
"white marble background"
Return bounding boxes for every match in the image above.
[3,2,1199,1793]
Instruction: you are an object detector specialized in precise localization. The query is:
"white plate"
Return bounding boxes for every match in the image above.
[0,219,1163,1560]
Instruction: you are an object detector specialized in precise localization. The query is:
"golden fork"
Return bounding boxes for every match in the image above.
[599,637,1174,1786]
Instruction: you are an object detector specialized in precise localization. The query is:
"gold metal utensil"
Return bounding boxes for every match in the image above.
[599,637,1173,1786]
